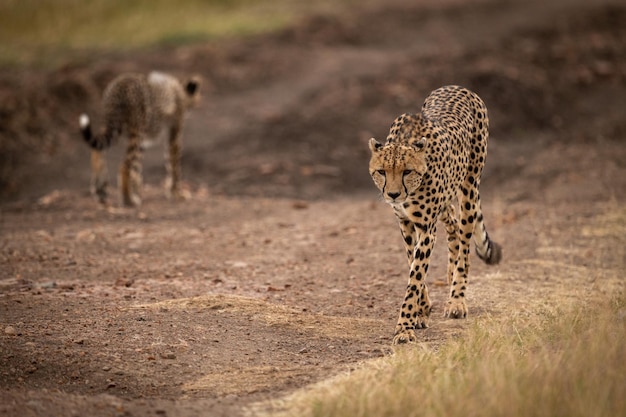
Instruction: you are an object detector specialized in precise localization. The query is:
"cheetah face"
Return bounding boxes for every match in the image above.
[369,138,427,204]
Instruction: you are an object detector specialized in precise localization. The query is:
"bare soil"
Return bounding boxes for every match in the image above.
[1,0,625,416]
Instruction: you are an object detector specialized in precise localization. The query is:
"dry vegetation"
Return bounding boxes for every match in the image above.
[0,0,361,66]
[270,295,625,417]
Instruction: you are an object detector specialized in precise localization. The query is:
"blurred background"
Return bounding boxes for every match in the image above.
[1,2,624,416]
[0,0,624,202]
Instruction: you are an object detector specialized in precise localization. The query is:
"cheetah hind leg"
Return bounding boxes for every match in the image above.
[119,137,143,207]
[164,125,190,201]
[90,149,108,204]
[439,204,460,287]
[439,204,468,318]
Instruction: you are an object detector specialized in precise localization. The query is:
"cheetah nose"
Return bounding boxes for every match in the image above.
[387,191,401,200]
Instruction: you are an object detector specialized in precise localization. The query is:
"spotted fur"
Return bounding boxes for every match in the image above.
[79,71,200,207]
[369,85,502,344]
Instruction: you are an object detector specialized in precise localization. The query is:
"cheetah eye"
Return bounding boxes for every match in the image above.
[403,169,413,176]
[376,170,386,176]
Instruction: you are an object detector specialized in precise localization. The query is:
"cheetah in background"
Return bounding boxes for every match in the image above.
[79,71,200,207]
[369,85,502,344]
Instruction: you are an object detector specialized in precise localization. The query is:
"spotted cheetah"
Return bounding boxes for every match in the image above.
[369,85,502,344]
[79,71,200,207]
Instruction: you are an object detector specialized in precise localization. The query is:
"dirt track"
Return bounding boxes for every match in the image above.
[1,0,625,416]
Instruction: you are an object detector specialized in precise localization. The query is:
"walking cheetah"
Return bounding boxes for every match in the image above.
[79,71,200,207]
[368,85,502,344]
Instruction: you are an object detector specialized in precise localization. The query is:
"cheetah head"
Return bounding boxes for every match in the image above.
[368,137,427,204]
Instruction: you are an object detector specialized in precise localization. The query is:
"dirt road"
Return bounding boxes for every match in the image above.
[1,0,624,415]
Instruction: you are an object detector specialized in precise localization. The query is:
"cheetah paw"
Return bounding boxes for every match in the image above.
[167,187,192,201]
[122,194,142,208]
[444,298,468,319]
[393,329,417,345]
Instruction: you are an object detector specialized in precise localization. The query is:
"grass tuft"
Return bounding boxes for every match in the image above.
[286,296,625,417]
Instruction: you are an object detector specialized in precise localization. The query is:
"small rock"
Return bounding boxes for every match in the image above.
[4,326,17,336]
[37,190,62,206]
[370,348,386,357]
[160,352,176,360]
[115,277,134,287]
[39,281,57,289]
[75,229,96,242]
[292,200,309,210]
[58,283,75,291]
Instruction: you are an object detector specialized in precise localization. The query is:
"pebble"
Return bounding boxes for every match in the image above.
[4,326,17,335]
[160,352,176,360]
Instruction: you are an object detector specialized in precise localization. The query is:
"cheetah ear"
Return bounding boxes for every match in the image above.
[369,138,383,153]
[411,137,427,151]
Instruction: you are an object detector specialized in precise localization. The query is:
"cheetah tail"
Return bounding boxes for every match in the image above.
[184,76,201,108]
[79,113,92,139]
[473,214,502,265]
[79,114,113,151]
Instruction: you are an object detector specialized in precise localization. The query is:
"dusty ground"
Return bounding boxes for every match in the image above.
[1,0,625,415]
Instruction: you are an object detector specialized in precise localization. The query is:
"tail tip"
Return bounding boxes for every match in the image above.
[476,240,502,265]
[79,114,90,129]
[486,241,502,265]
[185,77,200,97]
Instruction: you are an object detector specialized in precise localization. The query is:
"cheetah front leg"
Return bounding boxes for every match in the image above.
[393,224,435,344]
[396,217,417,269]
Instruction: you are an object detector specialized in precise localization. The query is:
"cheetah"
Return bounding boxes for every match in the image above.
[79,71,200,207]
[369,85,502,344]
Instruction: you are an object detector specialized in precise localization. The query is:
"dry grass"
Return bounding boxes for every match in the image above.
[270,295,625,417]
